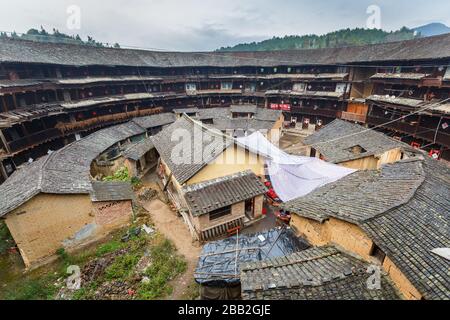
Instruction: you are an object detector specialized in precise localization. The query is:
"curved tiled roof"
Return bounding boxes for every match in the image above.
[283,158,450,300]
[1,34,450,68]
[304,119,408,163]
[282,158,426,223]
[241,246,401,300]
[0,114,176,217]
[152,115,234,184]
[362,159,450,300]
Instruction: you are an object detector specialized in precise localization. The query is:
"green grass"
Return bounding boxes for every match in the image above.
[0,220,14,254]
[2,225,188,301]
[137,238,187,300]
[95,241,125,257]
[104,252,142,281]
[3,274,60,300]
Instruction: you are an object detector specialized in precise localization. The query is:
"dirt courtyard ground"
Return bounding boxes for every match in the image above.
[141,198,201,300]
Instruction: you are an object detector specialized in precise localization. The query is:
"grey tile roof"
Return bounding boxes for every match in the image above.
[183,170,267,216]
[266,90,344,99]
[151,115,234,184]
[282,158,450,300]
[195,107,230,120]
[370,73,429,80]
[241,246,401,300]
[1,34,450,67]
[90,181,134,202]
[366,95,426,108]
[361,159,450,300]
[282,158,425,224]
[0,121,145,217]
[173,108,199,114]
[253,108,283,122]
[304,119,408,163]
[230,104,258,114]
[122,137,155,161]
[131,112,176,129]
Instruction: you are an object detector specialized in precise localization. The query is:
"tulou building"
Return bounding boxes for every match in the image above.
[0,35,449,184]
[0,34,448,300]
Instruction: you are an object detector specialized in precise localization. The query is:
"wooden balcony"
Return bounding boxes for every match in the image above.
[8,128,61,153]
[420,77,443,87]
[56,108,162,134]
[6,108,163,154]
[290,107,339,118]
[367,116,450,147]
[186,89,243,96]
[340,111,367,123]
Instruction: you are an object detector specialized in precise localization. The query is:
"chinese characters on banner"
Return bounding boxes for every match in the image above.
[270,103,291,111]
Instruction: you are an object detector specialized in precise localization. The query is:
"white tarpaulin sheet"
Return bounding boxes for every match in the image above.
[236,132,356,202]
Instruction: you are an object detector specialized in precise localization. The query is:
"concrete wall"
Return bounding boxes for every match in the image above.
[5,194,133,268]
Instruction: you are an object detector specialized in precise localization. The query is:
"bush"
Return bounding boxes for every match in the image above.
[103,167,131,182]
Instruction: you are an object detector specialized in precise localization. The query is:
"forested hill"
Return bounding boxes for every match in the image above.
[217,27,419,52]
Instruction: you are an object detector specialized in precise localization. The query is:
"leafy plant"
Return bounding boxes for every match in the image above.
[103,167,131,182]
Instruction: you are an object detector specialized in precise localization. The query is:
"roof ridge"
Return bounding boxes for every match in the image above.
[362,159,426,223]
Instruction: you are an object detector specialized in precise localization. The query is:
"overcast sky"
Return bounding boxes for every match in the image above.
[0,0,449,51]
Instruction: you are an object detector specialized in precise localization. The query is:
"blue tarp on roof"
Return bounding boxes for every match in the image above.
[194,227,309,286]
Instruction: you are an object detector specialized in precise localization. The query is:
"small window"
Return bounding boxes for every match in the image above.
[221,82,233,90]
[348,145,367,155]
[370,244,386,263]
[201,119,214,125]
[209,206,232,221]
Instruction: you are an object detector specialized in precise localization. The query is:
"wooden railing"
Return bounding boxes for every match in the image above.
[290,107,339,118]
[8,128,61,153]
[367,116,450,147]
[56,108,162,134]
[7,108,163,154]
[420,77,443,87]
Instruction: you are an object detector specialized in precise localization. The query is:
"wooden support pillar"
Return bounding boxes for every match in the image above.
[1,95,8,112]
[0,129,11,154]
[11,94,18,110]
[0,160,8,180]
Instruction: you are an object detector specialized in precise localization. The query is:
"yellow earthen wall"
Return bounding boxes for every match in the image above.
[5,194,94,267]
[383,257,422,300]
[291,214,423,300]
[5,194,133,268]
[187,145,265,185]
[195,201,246,232]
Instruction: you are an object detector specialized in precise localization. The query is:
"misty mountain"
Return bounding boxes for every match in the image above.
[413,23,450,37]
